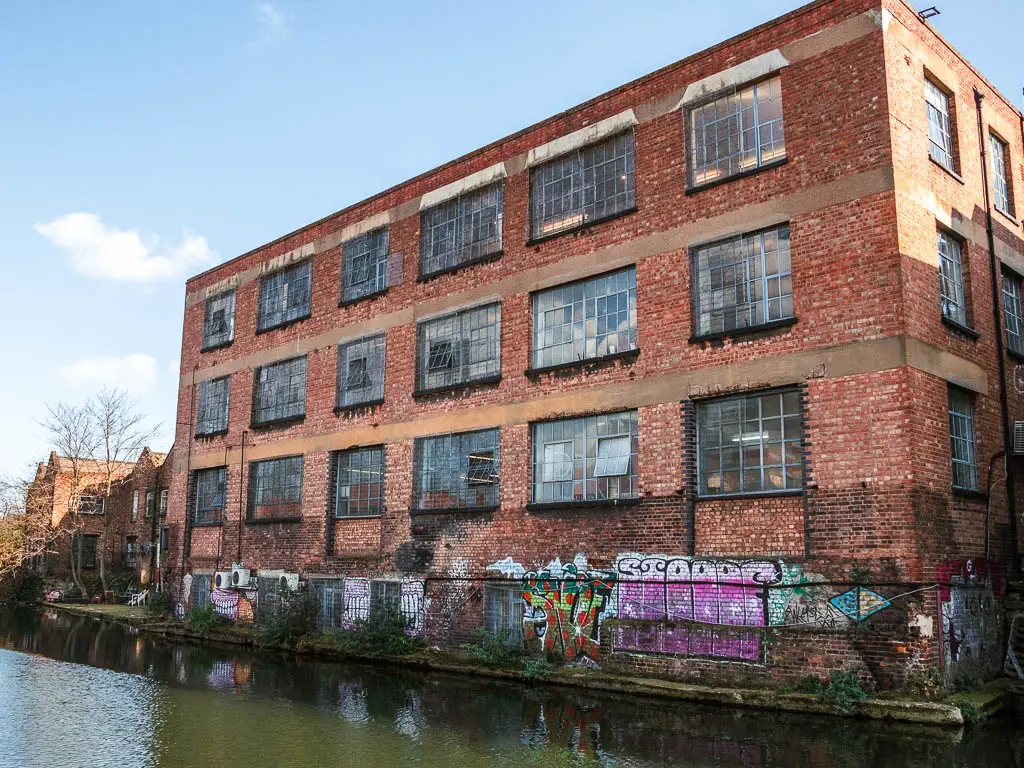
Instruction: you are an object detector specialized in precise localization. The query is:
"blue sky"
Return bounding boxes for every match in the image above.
[0,0,1021,477]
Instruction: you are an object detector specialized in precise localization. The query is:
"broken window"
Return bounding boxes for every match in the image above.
[196,375,230,435]
[257,261,312,331]
[252,355,307,426]
[193,467,227,525]
[416,303,500,392]
[413,429,500,511]
[202,290,236,350]
[342,227,389,303]
[420,181,503,277]
[336,334,385,408]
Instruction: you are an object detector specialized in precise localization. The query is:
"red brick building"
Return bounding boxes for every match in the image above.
[165,0,1023,688]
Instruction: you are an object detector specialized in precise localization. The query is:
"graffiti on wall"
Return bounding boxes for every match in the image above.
[341,577,426,636]
[937,559,1002,678]
[212,575,258,625]
[488,554,616,663]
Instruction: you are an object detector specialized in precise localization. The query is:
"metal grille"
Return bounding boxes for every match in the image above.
[413,429,499,511]
[202,290,236,350]
[78,495,104,515]
[336,334,385,408]
[309,578,347,631]
[420,181,503,277]
[698,390,802,496]
[192,574,212,608]
[193,467,226,524]
[532,411,638,503]
[257,260,312,331]
[690,76,785,187]
[926,79,955,172]
[693,225,792,336]
[252,356,307,425]
[530,131,635,240]
[991,134,1012,216]
[532,268,637,368]
[483,583,524,648]
[333,446,384,517]
[948,386,978,491]
[125,536,137,568]
[1004,272,1024,356]
[248,455,304,521]
[196,375,230,435]
[938,231,967,326]
[342,227,389,303]
[416,303,500,392]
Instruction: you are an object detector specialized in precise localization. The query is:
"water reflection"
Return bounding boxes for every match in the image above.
[0,607,1022,767]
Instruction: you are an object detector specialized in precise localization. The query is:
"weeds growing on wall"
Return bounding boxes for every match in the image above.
[460,629,520,667]
[319,604,423,657]
[258,587,318,647]
[185,604,219,635]
[819,670,869,714]
[521,658,555,683]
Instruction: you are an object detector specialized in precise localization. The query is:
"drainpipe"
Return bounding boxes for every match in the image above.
[182,365,197,564]
[974,87,1020,571]
[236,430,247,564]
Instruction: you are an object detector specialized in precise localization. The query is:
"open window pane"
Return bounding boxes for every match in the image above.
[416,303,500,392]
[336,334,386,408]
[925,80,955,172]
[193,467,227,524]
[413,429,500,511]
[938,231,967,326]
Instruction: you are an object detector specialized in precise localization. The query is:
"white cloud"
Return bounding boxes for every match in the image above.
[256,1,285,31]
[34,212,219,283]
[59,354,158,394]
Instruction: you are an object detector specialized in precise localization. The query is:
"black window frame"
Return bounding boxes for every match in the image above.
[251,355,307,428]
[247,455,304,523]
[78,495,105,515]
[412,429,500,513]
[201,290,236,351]
[331,446,385,518]
[256,260,312,333]
[73,533,98,571]
[415,303,501,395]
[196,375,231,436]
[948,385,979,492]
[1003,270,1024,357]
[419,181,504,278]
[193,467,227,526]
[125,536,138,568]
[341,226,390,305]
[336,334,386,410]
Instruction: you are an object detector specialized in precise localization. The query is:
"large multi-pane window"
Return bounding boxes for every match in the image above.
[530,131,635,240]
[697,390,803,496]
[196,376,230,435]
[257,261,312,332]
[1004,272,1024,356]
[421,182,503,277]
[483,584,524,647]
[991,134,1013,216]
[532,268,637,369]
[248,456,304,521]
[531,411,639,504]
[159,489,168,517]
[336,334,386,409]
[948,386,978,491]
[341,227,389,304]
[416,303,500,392]
[692,225,792,337]
[125,537,138,568]
[73,534,98,570]
[78,495,104,515]
[926,79,955,172]
[332,446,385,517]
[252,356,307,426]
[413,429,499,511]
[193,467,227,525]
[202,290,236,350]
[690,76,785,187]
[938,231,967,326]
[145,490,155,518]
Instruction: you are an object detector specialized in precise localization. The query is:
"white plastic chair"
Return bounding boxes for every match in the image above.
[128,589,149,607]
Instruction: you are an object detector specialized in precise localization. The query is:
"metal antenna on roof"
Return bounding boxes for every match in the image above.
[918,7,940,20]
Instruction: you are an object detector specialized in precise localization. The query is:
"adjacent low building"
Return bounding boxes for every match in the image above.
[164,0,1024,688]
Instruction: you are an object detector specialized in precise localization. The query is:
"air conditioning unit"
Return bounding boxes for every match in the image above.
[231,566,252,588]
[279,573,299,592]
[214,571,232,590]
[1014,421,1024,454]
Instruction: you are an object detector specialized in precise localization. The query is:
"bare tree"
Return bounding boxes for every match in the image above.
[0,470,59,583]
[39,401,99,597]
[89,388,158,592]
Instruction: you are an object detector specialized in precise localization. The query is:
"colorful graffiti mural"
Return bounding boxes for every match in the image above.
[211,575,258,625]
[937,559,1003,679]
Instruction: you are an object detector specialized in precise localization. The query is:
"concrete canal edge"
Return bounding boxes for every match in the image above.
[45,602,1013,727]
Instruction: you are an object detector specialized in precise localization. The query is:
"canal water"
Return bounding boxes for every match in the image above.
[0,608,1020,768]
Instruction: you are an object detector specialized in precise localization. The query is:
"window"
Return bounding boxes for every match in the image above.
[532,268,637,369]
[991,134,1013,216]
[948,387,978,491]
[483,584,524,647]
[131,489,138,523]
[938,231,967,326]
[145,490,155,518]
[690,75,785,187]
[78,495,104,515]
[336,334,386,409]
[530,131,635,240]
[413,429,499,511]
[1004,272,1024,356]
[532,411,639,504]
[248,456,304,521]
[73,534,98,570]
[125,536,138,568]
[159,525,169,552]
[202,290,236,350]
[196,376,230,435]
[420,182,503,277]
[926,79,955,172]
[309,578,346,631]
[159,489,168,518]
[332,446,384,517]
[257,260,312,332]
[697,390,803,496]
[416,303,500,392]
[692,225,793,337]
[252,356,307,426]
[193,467,227,525]
[341,227,389,304]
[192,574,212,608]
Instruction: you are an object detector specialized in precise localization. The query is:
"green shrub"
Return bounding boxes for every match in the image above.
[15,571,44,603]
[460,629,520,667]
[957,701,984,724]
[185,603,219,635]
[146,590,175,617]
[521,658,555,683]
[904,668,943,699]
[793,675,825,695]
[820,670,870,714]
[321,603,423,656]
[258,587,318,647]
